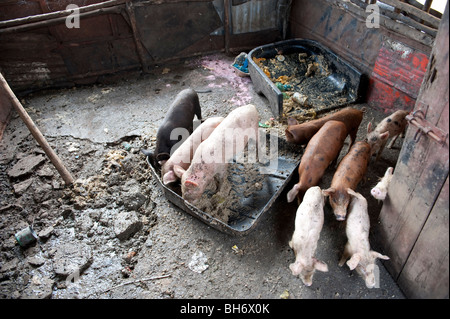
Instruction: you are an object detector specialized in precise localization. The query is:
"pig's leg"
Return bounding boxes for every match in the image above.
[375,139,387,162]
[339,243,351,267]
[387,133,399,149]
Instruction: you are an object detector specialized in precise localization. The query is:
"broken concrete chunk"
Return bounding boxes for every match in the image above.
[21,275,54,299]
[52,242,93,278]
[114,211,142,241]
[13,178,34,195]
[38,226,54,240]
[37,165,54,178]
[27,255,45,267]
[7,154,46,178]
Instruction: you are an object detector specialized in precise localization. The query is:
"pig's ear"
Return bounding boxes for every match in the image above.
[346,254,361,270]
[380,131,390,141]
[346,188,358,197]
[285,129,294,141]
[287,117,298,126]
[386,167,394,176]
[173,165,186,178]
[287,184,300,203]
[289,261,303,276]
[371,251,390,261]
[163,171,177,185]
[184,180,199,188]
[322,188,335,197]
[367,122,373,133]
[314,259,329,272]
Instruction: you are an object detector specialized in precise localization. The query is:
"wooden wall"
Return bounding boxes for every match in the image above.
[289,0,435,113]
[0,0,286,94]
[378,3,449,299]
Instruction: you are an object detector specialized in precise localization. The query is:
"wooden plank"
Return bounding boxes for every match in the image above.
[397,176,449,298]
[0,0,126,28]
[379,113,449,277]
[377,5,449,285]
[380,0,441,28]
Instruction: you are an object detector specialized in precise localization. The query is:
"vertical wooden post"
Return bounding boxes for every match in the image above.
[223,0,231,54]
[0,72,74,185]
[125,0,150,73]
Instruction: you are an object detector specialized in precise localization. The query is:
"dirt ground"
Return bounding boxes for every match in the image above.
[0,53,405,299]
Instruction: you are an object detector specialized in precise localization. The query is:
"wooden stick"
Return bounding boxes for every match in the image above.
[0,72,74,185]
[0,6,123,34]
[0,0,127,29]
[99,274,171,294]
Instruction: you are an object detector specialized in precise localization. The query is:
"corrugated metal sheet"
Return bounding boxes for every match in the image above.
[231,0,280,34]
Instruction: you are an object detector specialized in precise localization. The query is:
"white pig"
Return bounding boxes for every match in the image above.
[173,104,259,204]
[366,110,409,161]
[289,186,328,286]
[161,117,224,185]
[370,167,394,201]
[339,188,389,288]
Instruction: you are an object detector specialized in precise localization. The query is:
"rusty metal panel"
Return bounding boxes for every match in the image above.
[134,1,222,60]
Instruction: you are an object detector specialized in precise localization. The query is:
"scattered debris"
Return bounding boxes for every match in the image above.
[280,290,290,299]
[188,251,209,274]
[231,245,244,255]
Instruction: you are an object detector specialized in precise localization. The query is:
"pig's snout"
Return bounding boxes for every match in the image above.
[334,209,347,221]
[371,187,386,200]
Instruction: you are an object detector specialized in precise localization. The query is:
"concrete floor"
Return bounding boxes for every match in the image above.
[0,52,405,299]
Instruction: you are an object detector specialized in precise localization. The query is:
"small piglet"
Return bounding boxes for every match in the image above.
[339,188,389,288]
[173,104,259,204]
[289,186,328,286]
[285,107,364,148]
[366,110,409,161]
[371,167,394,201]
[142,88,202,166]
[287,120,348,203]
[161,117,224,185]
[323,141,371,221]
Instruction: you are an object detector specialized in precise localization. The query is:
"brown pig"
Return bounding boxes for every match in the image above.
[287,120,348,203]
[366,110,409,161]
[285,107,364,148]
[323,141,371,221]
[339,188,389,288]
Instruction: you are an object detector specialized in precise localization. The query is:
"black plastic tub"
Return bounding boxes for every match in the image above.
[146,135,302,236]
[248,39,363,118]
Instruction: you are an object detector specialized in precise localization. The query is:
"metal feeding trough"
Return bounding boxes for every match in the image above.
[248,39,363,118]
[147,135,302,236]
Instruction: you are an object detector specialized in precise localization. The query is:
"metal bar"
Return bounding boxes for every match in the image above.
[406,111,448,145]
[0,72,74,185]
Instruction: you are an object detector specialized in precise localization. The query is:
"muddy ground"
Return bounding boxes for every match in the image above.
[0,53,405,299]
